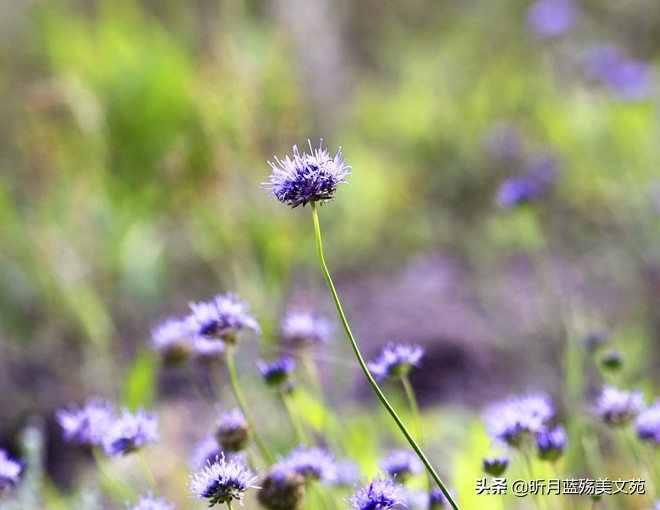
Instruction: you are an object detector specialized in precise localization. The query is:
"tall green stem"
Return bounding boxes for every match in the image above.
[280,389,309,446]
[224,349,274,464]
[309,202,459,510]
[402,375,430,493]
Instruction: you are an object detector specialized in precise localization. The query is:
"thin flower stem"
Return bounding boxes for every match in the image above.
[280,389,309,446]
[310,202,459,510]
[138,450,158,496]
[92,449,134,501]
[224,349,275,465]
[226,500,234,510]
[401,375,430,493]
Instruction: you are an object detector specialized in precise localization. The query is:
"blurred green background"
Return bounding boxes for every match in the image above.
[1,0,660,508]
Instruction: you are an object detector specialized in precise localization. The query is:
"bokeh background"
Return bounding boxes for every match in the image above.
[1,0,660,508]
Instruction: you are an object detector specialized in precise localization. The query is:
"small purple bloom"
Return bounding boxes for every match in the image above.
[635,402,660,445]
[258,465,305,510]
[333,460,361,487]
[189,437,223,469]
[346,475,407,510]
[150,318,191,363]
[279,446,337,483]
[0,450,21,492]
[257,355,295,387]
[128,494,175,510]
[592,386,644,427]
[496,176,543,209]
[368,344,424,381]
[584,44,653,101]
[429,488,457,509]
[525,0,578,39]
[215,409,251,452]
[484,394,554,447]
[102,408,159,456]
[188,454,259,506]
[536,426,567,461]
[263,140,351,208]
[482,457,508,477]
[378,449,422,481]
[191,337,226,361]
[57,398,115,448]
[280,311,333,348]
[187,294,260,343]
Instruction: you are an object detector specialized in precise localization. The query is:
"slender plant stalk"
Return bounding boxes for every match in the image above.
[310,202,459,510]
[280,389,309,446]
[138,451,157,495]
[226,500,234,510]
[402,375,430,493]
[224,349,275,464]
[92,449,134,501]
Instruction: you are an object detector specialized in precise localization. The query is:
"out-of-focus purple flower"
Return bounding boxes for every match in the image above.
[150,318,191,363]
[280,311,333,348]
[346,475,407,510]
[102,408,159,456]
[635,402,660,445]
[584,44,653,101]
[429,488,457,509]
[484,394,554,447]
[258,465,305,510]
[191,337,226,362]
[279,446,337,483]
[263,140,351,208]
[187,294,260,343]
[128,494,175,510]
[368,344,424,381]
[482,123,524,162]
[482,457,508,477]
[496,152,558,210]
[257,355,295,387]
[525,0,578,39]
[378,449,423,482]
[0,450,21,492]
[188,454,259,506]
[189,437,223,469]
[592,386,644,427]
[215,409,251,453]
[536,426,567,461]
[57,398,115,448]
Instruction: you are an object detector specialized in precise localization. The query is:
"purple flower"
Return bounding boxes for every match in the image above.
[150,318,191,363]
[257,355,295,387]
[280,311,333,348]
[0,450,21,492]
[482,457,508,477]
[189,437,223,469]
[187,294,260,343]
[57,398,115,448]
[263,140,351,208]
[592,386,644,427]
[279,446,337,483]
[346,475,407,510]
[584,44,653,101]
[525,0,578,39]
[188,454,259,506]
[429,488,457,509]
[102,408,159,456]
[215,409,251,452]
[635,402,660,445]
[257,465,305,510]
[378,450,422,481]
[484,394,554,447]
[128,494,174,510]
[536,426,567,461]
[496,176,544,209]
[368,344,424,381]
[191,337,226,361]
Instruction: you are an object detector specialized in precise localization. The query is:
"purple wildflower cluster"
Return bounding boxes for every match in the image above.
[128,494,175,510]
[484,393,556,447]
[346,476,407,510]
[525,0,578,39]
[188,454,259,506]
[368,343,425,381]
[495,152,559,209]
[584,44,653,101]
[378,449,422,481]
[592,386,644,427]
[279,311,333,348]
[257,355,295,387]
[277,446,337,483]
[635,402,660,445]
[0,450,21,492]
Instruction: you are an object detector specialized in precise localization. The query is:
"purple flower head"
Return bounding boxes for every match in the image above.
[57,397,115,448]
[525,0,578,39]
[368,344,424,381]
[635,402,660,445]
[280,311,333,348]
[189,437,223,469]
[264,140,351,208]
[429,488,457,509]
[279,446,337,483]
[102,408,159,456]
[0,450,21,492]
[482,457,508,477]
[334,460,361,487]
[592,386,644,427]
[215,409,251,452]
[128,494,175,510]
[186,294,260,344]
[191,337,226,362]
[484,394,554,447]
[346,475,407,510]
[257,465,305,510]
[150,318,191,363]
[188,454,259,506]
[536,426,566,461]
[257,355,295,387]
[496,176,543,209]
[584,44,653,101]
[378,449,422,482]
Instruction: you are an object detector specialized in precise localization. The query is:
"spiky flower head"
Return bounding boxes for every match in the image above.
[482,457,508,477]
[378,449,422,483]
[257,355,295,387]
[57,397,115,449]
[264,140,351,208]
[215,409,251,453]
[635,402,660,445]
[484,394,554,447]
[128,494,175,510]
[188,454,259,506]
[151,318,191,364]
[536,426,567,461]
[186,294,260,344]
[102,408,159,456]
[592,386,644,427]
[280,446,337,483]
[368,344,424,382]
[0,450,21,492]
[280,311,333,348]
[257,465,306,510]
[346,475,407,510]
